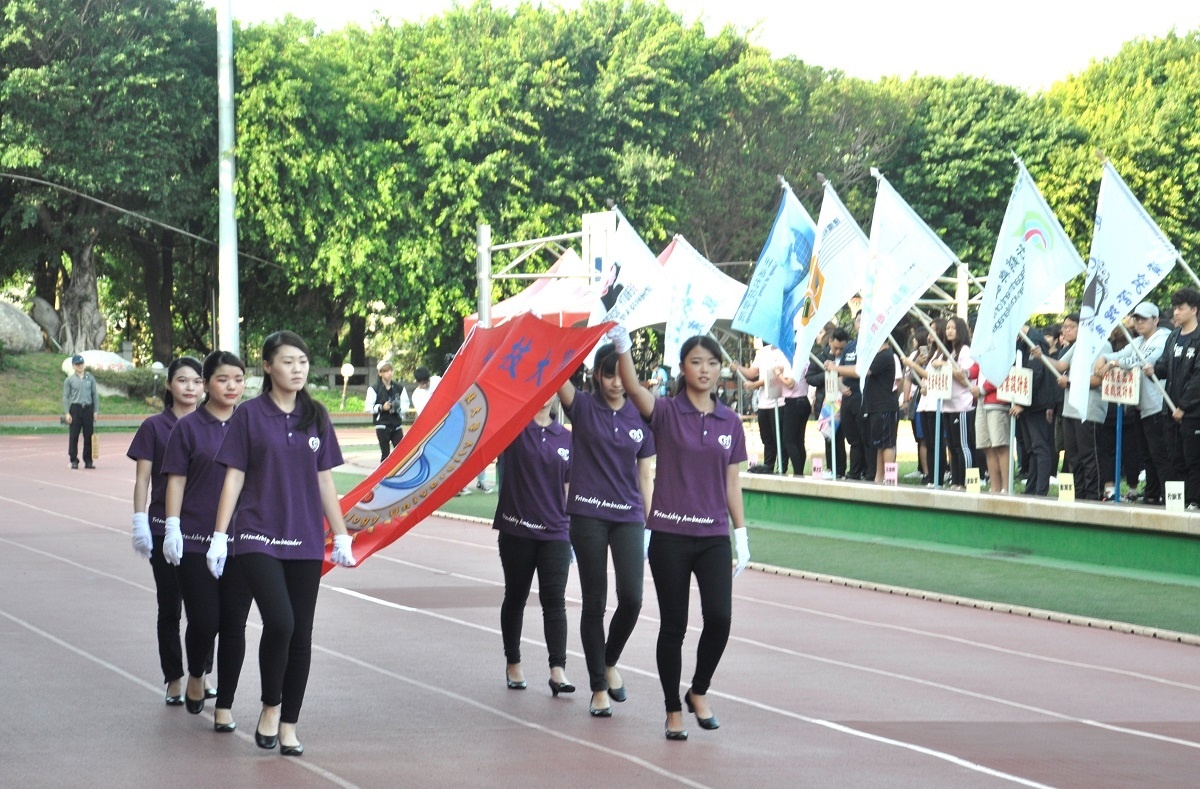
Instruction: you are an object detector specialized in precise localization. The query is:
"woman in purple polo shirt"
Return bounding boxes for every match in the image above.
[611,330,750,741]
[494,399,575,696]
[127,356,209,706]
[209,331,356,756]
[162,350,252,731]
[557,344,654,717]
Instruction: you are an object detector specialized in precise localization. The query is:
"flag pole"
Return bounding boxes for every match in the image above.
[1115,322,1177,412]
[960,268,1069,379]
[1177,253,1200,290]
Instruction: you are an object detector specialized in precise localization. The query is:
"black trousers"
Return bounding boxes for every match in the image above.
[1166,416,1200,506]
[67,403,94,464]
[1019,408,1054,496]
[1135,411,1171,501]
[918,410,948,484]
[1063,416,1101,501]
[149,533,184,684]
[780,397,811,476]
[174,553,251,709]
[374,423,403,462]
[569,516,644,692]
[497,533,571,669]
[647,532,732,714]
[841,396,865,479]
[756,406,787,472]
[943,410,975,487]
[239,554,322,724]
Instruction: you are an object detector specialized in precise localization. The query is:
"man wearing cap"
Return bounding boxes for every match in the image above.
[365,359,410,463]
[1103,302,1172,504]
[62,354,99,469]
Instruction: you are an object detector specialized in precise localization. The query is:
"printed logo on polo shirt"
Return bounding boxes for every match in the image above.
[628,428,644,442]
[718,434,732,449]
[557,447,570,461]
[308,436,321,452]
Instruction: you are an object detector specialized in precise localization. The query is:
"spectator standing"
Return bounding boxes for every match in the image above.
[365,359,409,463]
[1106,302,1171,504]
[1152,288,1200,509]
[63,354,100,469]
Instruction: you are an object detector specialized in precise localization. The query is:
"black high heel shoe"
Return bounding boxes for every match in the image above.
[255,711,278,750]
[280,742,304,757]
[185,694,206,715]
[204,687,218,699]
[664,719,688,741]
[164,691,184,707]
[548,679,575,697]
[685,690,719,730]
[213,720,237,733]
[506,674,527,690]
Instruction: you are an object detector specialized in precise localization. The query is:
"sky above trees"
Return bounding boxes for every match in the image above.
[210,0,1200,90]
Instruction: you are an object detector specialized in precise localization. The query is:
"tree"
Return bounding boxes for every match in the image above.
[0,0,218,356]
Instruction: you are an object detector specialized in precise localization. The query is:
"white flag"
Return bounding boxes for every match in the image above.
[661,235,746,373]
[590,208,666,331]
[1068,162,1178,415]
[856,173,958,379]
[973,162,1085,384]
[792,181,870,361]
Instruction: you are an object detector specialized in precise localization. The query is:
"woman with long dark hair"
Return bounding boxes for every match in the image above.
[162,351,251,730]
[557,345,655,717]
[931,316,977,489]
[128,356,210,706]
[209,331,356,755]
[494,398,575,697]
[611,330,749,741]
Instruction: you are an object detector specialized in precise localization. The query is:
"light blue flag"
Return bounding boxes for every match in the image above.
[731,185,816,363]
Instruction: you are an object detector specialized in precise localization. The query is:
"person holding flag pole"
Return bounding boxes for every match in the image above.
[608,326,749,742]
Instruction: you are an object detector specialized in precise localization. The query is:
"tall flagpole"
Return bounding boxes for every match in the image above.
[216,0,239,354]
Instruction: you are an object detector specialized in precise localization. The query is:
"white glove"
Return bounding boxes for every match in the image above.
[643,528,651,559]
[331,533,356,567]
[606,325,631,354]
[163,517,184,566]
[733,528,750,577]
[206,532,228,578]
[131,513,153,560]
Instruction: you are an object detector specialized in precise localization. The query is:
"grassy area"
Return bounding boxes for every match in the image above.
[0,351,161,416]
[373,474,1195,635]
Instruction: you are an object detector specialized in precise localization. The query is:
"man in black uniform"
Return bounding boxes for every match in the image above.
[365,359,409,463]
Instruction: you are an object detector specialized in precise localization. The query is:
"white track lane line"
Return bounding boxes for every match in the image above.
[7,502,1199,767]
[0,539,707,787]
[735,592,1200,692]
[0,607,360,789]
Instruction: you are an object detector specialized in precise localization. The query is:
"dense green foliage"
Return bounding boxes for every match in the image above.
[1,1,1198,365]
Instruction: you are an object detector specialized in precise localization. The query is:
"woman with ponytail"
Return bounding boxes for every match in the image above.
[162,351,251,730]
[610,330,749,742]
[127,356,208,706]
[210,331,356,756]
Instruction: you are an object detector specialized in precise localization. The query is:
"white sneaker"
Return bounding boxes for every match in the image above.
[476,481,493,492]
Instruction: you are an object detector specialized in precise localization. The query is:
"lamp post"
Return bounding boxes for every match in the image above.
[339,362,355,411]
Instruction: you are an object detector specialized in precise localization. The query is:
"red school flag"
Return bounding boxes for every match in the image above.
[322,312,613,573]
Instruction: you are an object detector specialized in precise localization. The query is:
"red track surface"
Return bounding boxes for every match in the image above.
[1,432,1198,788]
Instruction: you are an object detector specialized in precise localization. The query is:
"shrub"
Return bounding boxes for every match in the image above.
[92,367,167,400]
[0,338,6,370]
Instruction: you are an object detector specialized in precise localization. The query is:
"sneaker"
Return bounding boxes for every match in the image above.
[1143,497,1163,506]
[1187,503,1199,512]
[457,486,473,497]
[903,470,923,479]
[476,481,493,492]
[84,463,96,469]
[71,461,79,469]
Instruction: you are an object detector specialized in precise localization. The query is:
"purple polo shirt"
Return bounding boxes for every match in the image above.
[493,419,572,541]
[126,409,179,536]
[162,407,236,555]
[646,394,747,538]
[214,394,344,561]
[563,391,655,523]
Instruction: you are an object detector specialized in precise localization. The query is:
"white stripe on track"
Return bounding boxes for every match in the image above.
[324,585,1049,788]
[0,607,360,789]
[735,592,1200,692]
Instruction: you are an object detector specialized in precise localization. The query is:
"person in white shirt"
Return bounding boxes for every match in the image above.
[1105,302,1172,504]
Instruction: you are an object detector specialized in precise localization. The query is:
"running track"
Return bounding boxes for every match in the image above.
[1,433,1198,788]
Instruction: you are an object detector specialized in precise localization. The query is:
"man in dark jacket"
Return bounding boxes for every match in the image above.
[1151,288,1200,508]
[1014,327,1056,495]
[808,328,850,477]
